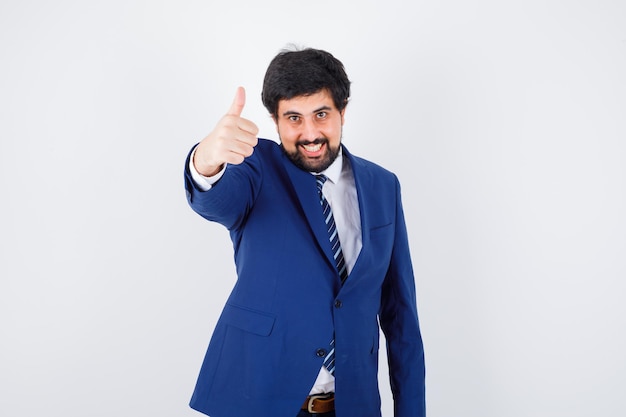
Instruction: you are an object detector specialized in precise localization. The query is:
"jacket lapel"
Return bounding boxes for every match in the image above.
[281,152,338,274]
[346,150,373,252]
[341,148,379,289]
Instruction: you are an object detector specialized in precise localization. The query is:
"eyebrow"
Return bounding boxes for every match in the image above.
[281,105,333,117]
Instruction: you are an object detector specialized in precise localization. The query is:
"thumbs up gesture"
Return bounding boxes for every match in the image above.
[193,87,260,177]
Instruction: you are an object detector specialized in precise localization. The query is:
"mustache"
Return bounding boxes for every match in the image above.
[297,138,328,146]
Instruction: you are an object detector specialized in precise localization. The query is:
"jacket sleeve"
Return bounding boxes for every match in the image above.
[183,144,263,231]
[379,176,426,417]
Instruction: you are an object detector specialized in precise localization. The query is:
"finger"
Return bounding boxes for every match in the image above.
[226,86,246,116]
[233,129,259,148]
[237,117,260,136]
[228,140,256,160]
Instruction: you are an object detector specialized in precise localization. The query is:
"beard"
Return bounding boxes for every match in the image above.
[280,137,341,173]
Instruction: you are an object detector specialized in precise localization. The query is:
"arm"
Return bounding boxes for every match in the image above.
[379,177,426,417]
[184,87,260,230]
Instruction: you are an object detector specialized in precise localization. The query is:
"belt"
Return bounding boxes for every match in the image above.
[301,393,335,413]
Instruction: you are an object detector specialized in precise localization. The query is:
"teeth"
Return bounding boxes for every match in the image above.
[303,143,322,152]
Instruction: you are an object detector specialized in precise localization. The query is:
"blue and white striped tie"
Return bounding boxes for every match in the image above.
[315,174,348,375]
[316,175,349,284]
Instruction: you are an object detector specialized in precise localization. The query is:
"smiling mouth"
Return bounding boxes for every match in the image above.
[302,143,322,153]
[299,139,326,156]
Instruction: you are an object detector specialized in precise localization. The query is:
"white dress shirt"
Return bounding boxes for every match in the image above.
[189,146,362,394]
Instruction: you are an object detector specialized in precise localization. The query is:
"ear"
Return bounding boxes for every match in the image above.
[340,108,346,126]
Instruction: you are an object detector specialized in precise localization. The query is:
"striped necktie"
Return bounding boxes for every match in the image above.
[315,175,349,284]
[315,174,348,375]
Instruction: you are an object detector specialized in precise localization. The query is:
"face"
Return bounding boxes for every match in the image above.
[274,89,345,173]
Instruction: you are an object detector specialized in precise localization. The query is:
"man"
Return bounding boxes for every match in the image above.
[184,47,425,417]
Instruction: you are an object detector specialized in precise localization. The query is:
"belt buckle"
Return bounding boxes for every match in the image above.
[307,393,332,413]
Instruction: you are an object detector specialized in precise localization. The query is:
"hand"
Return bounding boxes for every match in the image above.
[193,87,259,177]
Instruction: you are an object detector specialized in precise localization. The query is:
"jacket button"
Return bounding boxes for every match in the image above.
[316,348,327,357]
[334,300,343,308]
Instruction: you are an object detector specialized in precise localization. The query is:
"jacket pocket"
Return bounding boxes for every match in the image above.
[221,303,276,336]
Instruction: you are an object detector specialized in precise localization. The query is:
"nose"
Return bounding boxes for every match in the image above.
[301,117,321,141]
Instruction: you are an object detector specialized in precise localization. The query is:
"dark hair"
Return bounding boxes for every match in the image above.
[261,47,351,117]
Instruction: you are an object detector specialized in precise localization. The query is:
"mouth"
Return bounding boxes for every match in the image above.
[299,140,326,157]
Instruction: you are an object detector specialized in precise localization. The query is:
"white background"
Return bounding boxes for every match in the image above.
[1,1,625,416]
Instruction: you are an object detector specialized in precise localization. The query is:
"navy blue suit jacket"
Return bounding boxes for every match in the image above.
[184,139,425,417]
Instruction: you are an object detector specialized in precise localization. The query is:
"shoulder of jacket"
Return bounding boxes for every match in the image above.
[347,151,397,181]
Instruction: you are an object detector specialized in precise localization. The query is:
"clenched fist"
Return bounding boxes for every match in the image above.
[193,87,259,177]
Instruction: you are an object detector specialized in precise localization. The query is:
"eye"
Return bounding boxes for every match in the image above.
[288,115,300,122]
[316,111,327,119]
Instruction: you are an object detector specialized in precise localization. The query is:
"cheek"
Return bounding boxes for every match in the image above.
[277,128,298,149]
[325,125,342,143]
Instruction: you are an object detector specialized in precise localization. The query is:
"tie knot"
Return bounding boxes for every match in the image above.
[315,174,327,192]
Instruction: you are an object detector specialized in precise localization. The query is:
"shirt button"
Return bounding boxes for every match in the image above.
[316,348,327,357]
[334,300,343,308]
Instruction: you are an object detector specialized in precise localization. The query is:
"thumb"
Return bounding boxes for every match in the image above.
[226,86,246,116]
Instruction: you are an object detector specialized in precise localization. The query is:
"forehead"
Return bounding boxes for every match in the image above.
[277,89,335,115]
